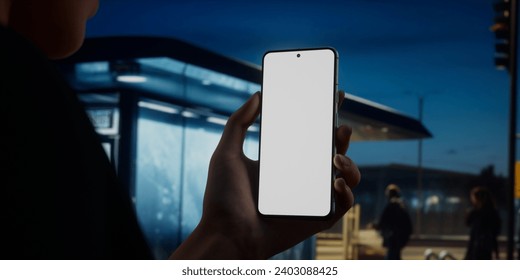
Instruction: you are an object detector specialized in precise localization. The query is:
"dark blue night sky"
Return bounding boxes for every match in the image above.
[87,0,517,175]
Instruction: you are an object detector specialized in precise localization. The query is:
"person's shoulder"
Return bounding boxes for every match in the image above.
[1,25,72,106]
[0,26,57,81]
[0,26,44,58]
[389,198,406,209]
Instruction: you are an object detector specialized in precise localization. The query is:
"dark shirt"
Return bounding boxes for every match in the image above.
[465,206,501,260]
[1,26,151,259]
[377,198,412,249]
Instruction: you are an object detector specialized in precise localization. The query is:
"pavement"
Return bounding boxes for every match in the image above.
[316,229,511,260]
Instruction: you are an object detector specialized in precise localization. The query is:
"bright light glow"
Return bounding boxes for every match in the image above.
[410,198,419,208]
[181,111,199,118]
[248,125,259,132]
[138,101,179,114]
[116,75,147,83]
[446,196,461,204]
[137,57,186,74]
[186,65,249,92]
[76,61,109,74]
[426,195,440,206]
[207,116,227,126]
[249,83,261,93]
[381,127,389,133]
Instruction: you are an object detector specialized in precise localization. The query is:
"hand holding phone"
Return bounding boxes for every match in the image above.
[171,48,361,259]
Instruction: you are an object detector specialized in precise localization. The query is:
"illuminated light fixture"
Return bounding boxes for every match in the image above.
[381,127,389,133]
[76,61,109,74]
[207,116,228,126]
[181,111,199,118]
[116,75,147,83]
[138,101,179,114]
[248,125,259,132]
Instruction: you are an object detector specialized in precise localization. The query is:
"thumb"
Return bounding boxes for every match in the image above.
[216,92,261,156]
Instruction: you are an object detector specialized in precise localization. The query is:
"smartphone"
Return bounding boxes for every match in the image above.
[258,48,338,217]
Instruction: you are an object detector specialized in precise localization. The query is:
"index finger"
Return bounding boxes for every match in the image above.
[215,92,261,157]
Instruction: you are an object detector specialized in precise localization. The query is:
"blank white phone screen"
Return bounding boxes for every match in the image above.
[258,49,336,217]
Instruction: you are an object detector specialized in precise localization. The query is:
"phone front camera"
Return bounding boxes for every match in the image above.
[297,53,301,58]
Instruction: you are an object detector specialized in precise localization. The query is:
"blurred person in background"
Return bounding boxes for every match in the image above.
[376,184,413,260]
[465,186,501,260]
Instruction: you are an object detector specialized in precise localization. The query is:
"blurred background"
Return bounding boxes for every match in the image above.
[56,0,519,259]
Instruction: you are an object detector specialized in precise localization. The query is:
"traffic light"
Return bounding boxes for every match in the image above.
[492,0,512,70]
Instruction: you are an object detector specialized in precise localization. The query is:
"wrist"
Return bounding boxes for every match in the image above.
[171,217,267,259]
[196,217,266,259]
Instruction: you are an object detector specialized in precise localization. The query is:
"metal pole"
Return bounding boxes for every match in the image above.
[507,0,518,260]
[417,96,424,236]
[118,90,139,201]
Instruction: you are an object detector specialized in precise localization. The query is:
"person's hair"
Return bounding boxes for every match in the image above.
[385,184,401,199]
[470,186,495,210]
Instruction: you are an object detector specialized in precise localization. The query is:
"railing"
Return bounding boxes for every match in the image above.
[315,204,362,259]
[342,204,361,260]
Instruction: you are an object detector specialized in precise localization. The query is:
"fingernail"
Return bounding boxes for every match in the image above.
[334,154,341,167]
[336,177,346,187]
[335,154,349,167]
[335,178,351,194]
